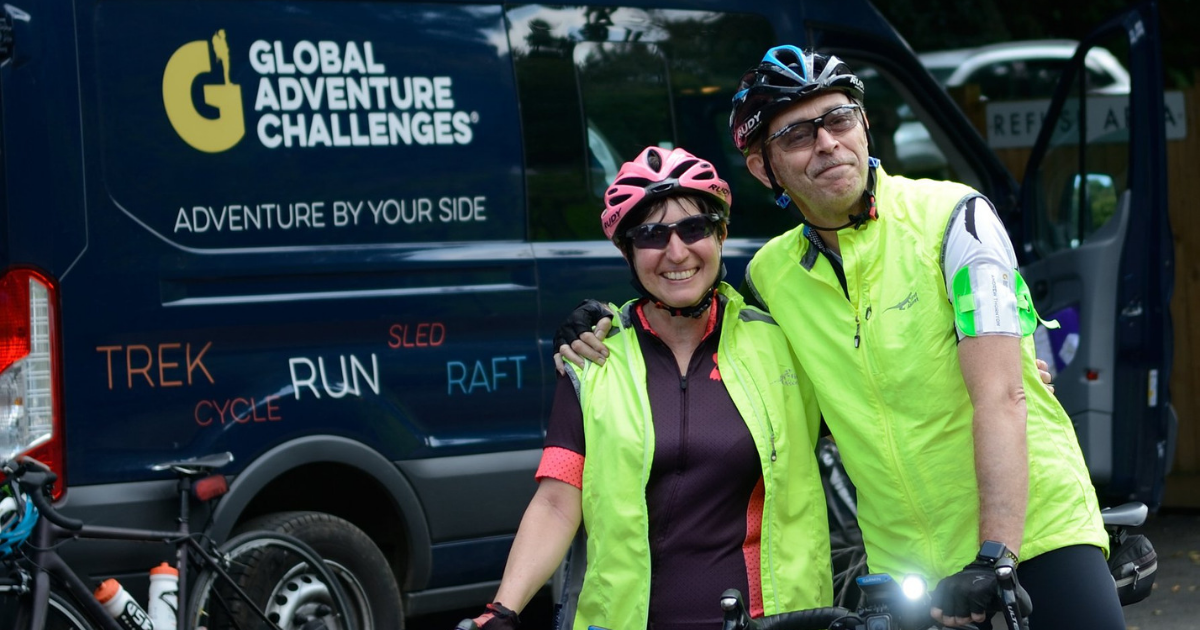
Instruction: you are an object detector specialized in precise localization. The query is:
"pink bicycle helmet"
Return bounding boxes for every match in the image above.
[601,146,732,242]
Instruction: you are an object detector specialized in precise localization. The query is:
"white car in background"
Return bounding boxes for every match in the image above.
[924,39,1131,100]
[888,40,1130,176]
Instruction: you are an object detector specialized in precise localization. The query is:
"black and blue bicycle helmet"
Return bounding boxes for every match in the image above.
[730,46,865,153]
[0,495,37,557]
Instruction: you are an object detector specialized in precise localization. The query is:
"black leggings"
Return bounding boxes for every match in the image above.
[984,544,1124,630]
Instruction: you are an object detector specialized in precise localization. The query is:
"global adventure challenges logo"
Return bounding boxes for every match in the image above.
[162,30,478,153]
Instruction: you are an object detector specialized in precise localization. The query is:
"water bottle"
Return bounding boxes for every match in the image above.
[148,562,179,630]
[94,578,154,630]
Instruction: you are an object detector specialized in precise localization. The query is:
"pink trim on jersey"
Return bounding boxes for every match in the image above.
[702,297,719,340]
[536,446,585,490]
[634,300,661,338]
[634,295,720,340]
[743,476,766,618]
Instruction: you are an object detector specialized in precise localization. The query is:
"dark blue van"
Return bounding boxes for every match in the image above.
[0,0,1172,626]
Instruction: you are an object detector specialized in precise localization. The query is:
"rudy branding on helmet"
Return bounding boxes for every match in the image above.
[601,146,731,243]
[730,45,865,153]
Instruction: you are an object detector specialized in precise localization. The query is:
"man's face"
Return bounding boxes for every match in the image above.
[746,92,871,223]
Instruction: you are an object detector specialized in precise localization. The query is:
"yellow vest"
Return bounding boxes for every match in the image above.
[746,168,1107,586]
[566,284,831,630]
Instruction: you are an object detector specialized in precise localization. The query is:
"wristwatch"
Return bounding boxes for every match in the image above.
[977,540,1020,566]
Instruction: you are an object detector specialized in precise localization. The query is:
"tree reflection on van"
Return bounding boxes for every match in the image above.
[588,122,622,199]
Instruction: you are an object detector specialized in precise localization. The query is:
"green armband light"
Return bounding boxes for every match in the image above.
[952,267,1058,337]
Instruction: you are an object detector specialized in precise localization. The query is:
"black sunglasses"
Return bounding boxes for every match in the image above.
[624,214,722,250]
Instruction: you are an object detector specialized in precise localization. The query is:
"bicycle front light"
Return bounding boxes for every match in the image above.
[901,575,927,601]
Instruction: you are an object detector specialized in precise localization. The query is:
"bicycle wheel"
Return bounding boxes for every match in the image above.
[186,531,358,630]
[818,437,867,610]
[0,586,100,630]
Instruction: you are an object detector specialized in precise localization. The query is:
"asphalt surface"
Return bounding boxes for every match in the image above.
[412,509,1200,629]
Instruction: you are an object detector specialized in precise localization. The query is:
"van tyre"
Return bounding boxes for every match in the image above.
[189,531,356,630]
[236,511,405,630]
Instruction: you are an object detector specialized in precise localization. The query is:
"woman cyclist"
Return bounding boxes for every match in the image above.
[459,147,832,630]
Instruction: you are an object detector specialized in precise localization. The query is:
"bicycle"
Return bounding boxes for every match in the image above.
[718,560,1028,630]
[817,438,1158,613]
[715,500,1155,630]
[817,437,865,611]
[0,453,358,630]
[1098,501,1157,606]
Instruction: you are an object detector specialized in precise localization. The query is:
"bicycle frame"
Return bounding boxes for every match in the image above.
[2,458,286,630]
[14,511,185,630]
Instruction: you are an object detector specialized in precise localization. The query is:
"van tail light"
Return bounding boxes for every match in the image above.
[0,269,65,498]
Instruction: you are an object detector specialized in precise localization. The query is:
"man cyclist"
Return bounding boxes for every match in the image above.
[558,46,1123,630]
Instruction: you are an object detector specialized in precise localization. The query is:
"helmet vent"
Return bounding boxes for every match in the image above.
[646,150,662,171]
[648,183,674,194]
[667,159,699,179]
[615,176,653,188]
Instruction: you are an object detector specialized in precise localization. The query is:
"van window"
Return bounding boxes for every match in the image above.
[1029,33,1132,256]
[509,5,781,241]
[575,41,675,198]
[960,58,1120,101]
[854,61,959,183]
[968,58,1068,100]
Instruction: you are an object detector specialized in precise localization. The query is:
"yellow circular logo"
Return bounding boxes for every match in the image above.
[162,30,245,153]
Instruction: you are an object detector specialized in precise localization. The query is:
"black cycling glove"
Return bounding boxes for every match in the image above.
[552,299,612,352]
[457,602,520,630]
[932,559,1031,623]
[932,560,1002,621]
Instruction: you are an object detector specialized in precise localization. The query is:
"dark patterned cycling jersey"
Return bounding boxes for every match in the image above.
[543,300,762,629]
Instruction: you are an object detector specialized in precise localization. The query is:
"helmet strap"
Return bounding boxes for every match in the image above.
[760,148,879,232]
[627,260,726,318]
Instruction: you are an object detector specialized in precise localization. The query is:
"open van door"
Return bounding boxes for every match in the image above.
[1018,1,1175,508]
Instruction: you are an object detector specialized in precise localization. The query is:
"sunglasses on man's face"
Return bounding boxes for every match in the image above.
[624,214,722,250]
[765,103,863,152]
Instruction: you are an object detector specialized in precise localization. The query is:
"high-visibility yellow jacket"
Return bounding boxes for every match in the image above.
[566,284,831,630]
[746,168,1107,585]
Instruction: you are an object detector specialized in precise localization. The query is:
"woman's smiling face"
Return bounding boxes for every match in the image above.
[628,196,723,309]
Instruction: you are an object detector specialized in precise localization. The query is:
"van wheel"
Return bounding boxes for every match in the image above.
[235,511,405,630]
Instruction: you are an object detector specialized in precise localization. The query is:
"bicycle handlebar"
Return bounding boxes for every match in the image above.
[1,457,84,531]
[753,607,853,630]
[721,588,853,630]
[722,562,1029,630]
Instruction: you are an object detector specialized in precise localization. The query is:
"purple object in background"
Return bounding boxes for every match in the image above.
[1044,306,1081,372]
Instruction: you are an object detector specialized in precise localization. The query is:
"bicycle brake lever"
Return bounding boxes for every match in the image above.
[720,588,755,630]
[994,560,1029,630]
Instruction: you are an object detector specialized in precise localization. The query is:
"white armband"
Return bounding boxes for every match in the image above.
[951,263,1023,337]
